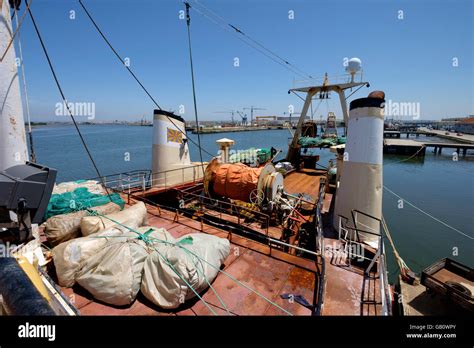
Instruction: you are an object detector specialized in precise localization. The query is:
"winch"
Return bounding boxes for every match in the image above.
[204,159,284,212]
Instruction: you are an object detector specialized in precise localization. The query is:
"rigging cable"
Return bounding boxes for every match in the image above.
[189,0,312,80]
[78,0,214,158]
[381,216,418,284]
[345,83,368,100]
[383,145,426,165]
[192,0,313,78]
[0,0,32,63]
[311,98,323,119]
[383,185,473,240]
[13,5,36,162]
[184,2,205,176]
[26,2,112,200]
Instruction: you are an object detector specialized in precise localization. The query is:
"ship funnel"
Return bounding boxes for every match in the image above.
[0,2,28,171]
[151,110,201,187]
[333,95,385,248]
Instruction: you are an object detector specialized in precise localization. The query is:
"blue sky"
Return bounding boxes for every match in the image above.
[13,0,473,122]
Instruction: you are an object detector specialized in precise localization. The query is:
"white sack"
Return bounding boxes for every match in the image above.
[43,202,121,247]
[141,233,230,309]
[52,226,126,287]
[80,201,147,236]
[75,227,173,306]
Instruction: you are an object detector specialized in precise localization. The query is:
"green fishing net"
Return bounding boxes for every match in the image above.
[298,136,346,148]
[229,147,272,165]
[45,187,125,219]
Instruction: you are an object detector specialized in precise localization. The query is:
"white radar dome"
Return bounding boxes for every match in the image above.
[346,57,362,74]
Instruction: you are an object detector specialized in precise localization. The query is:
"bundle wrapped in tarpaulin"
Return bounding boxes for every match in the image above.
[52,226,169,306]
[75,227,170,306]
[53,226,127,287]
[212,163,263,202]
[52,216,230,307]
[43,201,121,247]
[141,233,230,309]
[80,201,147,236]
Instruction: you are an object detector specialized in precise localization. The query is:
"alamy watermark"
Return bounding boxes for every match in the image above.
[55,101,96,120]
[18,322,56,341]
[383,99,421,120]
[217,149,260,167]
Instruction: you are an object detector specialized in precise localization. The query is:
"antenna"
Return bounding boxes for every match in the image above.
[345,57,362,83]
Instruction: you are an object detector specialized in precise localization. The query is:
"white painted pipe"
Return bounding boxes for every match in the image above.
[333,97,385,248]
[0,0,28,171]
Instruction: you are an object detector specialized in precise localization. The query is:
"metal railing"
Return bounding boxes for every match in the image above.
[100,169,152,192]
[174,188,271,238]
[312,179,326,315]
[292,71,365,89]
[91,164,204,194]
[337,210,392,316]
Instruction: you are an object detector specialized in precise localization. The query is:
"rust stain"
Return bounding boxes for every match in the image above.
[286,267,315,290]
[9,116,17,132]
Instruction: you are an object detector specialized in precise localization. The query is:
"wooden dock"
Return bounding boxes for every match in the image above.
[383,139,425,156]
[383,139,474,156]
[192,126,284,134]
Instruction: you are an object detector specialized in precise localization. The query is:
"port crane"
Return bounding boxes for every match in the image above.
[236,111,248,126]
[214,110,236,125]
[243,106,266,125]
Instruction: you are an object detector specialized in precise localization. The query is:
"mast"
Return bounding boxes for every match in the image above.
[286,80,368,164]
[0,0,28,171]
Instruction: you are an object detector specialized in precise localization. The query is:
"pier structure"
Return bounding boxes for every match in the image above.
[383,139,474,156]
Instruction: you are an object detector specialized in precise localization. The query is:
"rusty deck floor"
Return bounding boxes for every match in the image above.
[55,203,317,316]
[283,169,324,202]
[48,168,382,316]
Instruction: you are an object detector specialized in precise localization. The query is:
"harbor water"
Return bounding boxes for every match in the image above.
[30,125,474,279]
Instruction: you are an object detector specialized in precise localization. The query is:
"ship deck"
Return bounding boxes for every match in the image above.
[55,203,317,316]
[44,169,383,316]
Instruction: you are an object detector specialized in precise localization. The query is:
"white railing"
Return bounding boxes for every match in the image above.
[94,164,205,194]
[337,210,392,316]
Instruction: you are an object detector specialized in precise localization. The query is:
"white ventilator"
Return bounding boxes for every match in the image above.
[216,138,234,163]
[151,110,202,187]
[0,0,28,171]
[333,97,385,248]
